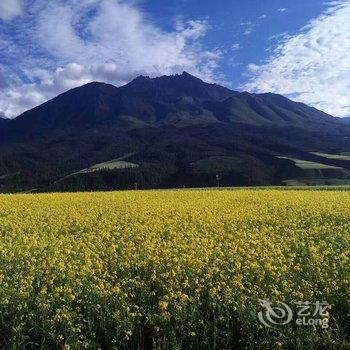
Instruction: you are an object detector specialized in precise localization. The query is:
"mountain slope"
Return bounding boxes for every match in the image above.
[2,72,341,139]
[1,72,350,192]
[0,116,9,126]
[120,72,233,101]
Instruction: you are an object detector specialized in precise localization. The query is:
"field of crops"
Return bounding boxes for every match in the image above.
[0,189,349,349]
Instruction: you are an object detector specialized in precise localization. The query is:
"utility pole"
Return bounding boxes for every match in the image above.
[216,174,220,188]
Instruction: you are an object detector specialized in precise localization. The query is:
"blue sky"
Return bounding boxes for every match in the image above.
[143,0,328,88]
[0,0,350,118]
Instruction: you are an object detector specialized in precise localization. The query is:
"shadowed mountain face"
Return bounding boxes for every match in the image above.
[1,72,350,191]
[3,72,339,133]
[0,116,9,125]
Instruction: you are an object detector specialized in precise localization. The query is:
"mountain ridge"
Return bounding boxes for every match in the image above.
[1,72,350,192]
[3,72,340,134]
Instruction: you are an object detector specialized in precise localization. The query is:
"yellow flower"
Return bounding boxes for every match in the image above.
[158,301,169,310]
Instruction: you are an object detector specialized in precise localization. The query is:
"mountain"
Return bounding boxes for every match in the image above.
[0,116,9,125]
[1,72,350,192]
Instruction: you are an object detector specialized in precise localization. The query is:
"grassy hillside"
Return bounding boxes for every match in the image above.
[2,73,350,192]
[79,160,138,173]
[277,156,342,169]
[66,153,139,178]
[311,152,350,161]
[277,155,350,186]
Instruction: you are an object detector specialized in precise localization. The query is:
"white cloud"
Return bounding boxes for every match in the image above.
[0,0,222,118]
[240,21,254,36]
[259,14,268,19]
[0,84,46,118]
[277,8,287,12]
[231,43,241,51]
[244,0,350,117]
[0,0,22,21]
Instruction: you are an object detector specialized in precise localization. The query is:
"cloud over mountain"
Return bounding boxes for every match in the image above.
[0,0,221,118]
[244,0,350,117]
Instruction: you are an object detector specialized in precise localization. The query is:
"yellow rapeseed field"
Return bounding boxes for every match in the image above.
[0,189,349,349]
